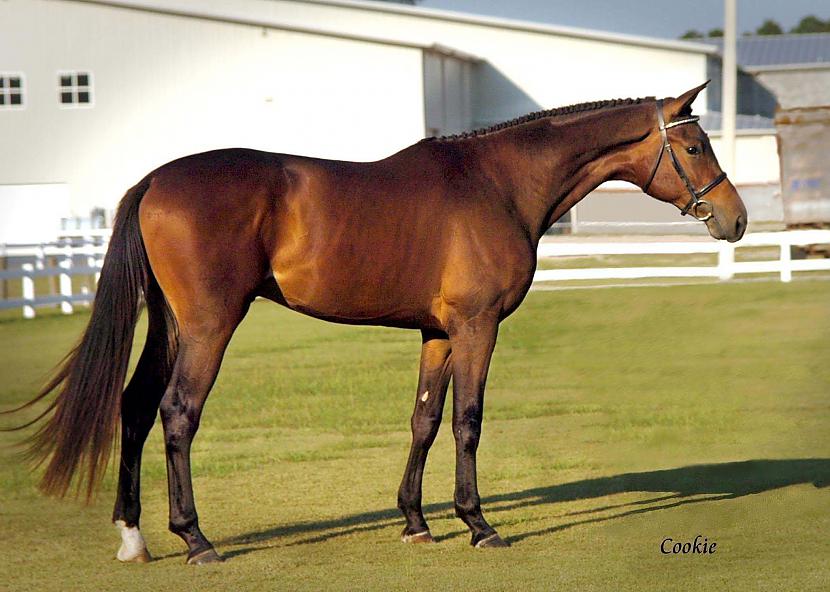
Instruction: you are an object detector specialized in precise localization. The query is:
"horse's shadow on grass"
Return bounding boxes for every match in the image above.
[219,458,829,558]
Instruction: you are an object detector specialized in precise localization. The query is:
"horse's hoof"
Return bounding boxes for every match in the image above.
[115,521,152,563]
[474,533,510,548]
[186,547,224,565]
[401,529,435,544]
[117,547,152,563]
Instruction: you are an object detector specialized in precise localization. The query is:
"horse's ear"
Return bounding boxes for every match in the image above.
[667,81,709,120]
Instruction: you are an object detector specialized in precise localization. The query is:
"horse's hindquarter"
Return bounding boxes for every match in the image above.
[268,148,536,328]
[139,149,280,324]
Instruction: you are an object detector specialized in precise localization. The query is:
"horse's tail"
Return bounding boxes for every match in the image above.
[5,176,167,498]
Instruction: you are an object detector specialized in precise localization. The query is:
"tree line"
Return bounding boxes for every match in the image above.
[681,15,830,39]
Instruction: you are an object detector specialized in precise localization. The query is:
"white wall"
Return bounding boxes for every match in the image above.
[709,133,780,184]
[2,0,762,223]
[255,0,711,114]
[0,0,425,214]
[0,185,71,243]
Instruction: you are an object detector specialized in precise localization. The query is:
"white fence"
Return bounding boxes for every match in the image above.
[534,229,830,284]
[1,230,829,319]
[0,230,110,319]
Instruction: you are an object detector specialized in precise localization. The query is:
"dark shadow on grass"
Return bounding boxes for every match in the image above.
[504,493,738,544]
[219,458,829,555]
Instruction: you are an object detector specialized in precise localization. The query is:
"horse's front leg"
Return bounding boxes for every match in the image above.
[398,329,452,543]
[448,315,509,547]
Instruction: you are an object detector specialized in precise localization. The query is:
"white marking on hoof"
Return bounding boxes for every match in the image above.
[401,530,432,543]
[115,520,150,562]
[475,533,500,548]
[420,390,429,402]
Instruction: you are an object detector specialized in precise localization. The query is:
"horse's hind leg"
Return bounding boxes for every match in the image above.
[159,302,249,564]
[112,280,175,563]
[135,160,273,563]
[397,330,452,543]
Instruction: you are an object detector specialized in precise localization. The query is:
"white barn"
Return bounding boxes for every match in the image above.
[0,0,779,237]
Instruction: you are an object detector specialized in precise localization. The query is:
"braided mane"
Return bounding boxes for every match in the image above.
[425,96,653,142]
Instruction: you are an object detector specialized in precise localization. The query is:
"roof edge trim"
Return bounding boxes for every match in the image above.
[63,0,480,58]
[68,0,717,55]
[745,62,830,73]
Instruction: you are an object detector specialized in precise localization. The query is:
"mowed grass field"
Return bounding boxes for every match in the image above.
[1,280,828,591]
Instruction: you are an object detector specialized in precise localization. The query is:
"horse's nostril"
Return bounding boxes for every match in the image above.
[735,215,746,237]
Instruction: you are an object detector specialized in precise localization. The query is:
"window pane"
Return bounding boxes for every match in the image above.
[0,94,5,105]
[9,77,20,88]
[61,91,73,103]
[77,73,89,86]
[10,93,21,105]
[78,91,90,103]
[60,75,72,87]
[0,78,5,88]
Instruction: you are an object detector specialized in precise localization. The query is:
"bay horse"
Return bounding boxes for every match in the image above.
[12,82,746,564]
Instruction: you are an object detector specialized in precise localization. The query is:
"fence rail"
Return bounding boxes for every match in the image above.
[0,237,107,318]
[534,229,830,284]
[1,230,829,319]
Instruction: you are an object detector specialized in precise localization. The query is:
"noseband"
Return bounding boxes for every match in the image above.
[642,99,727,222]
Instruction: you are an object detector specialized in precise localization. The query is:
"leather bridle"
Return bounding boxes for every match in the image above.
[642,99,727,222]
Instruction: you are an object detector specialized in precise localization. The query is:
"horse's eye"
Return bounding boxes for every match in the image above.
[686,146,700,155]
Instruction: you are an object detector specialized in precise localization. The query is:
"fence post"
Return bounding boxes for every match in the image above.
[35,245,45,270]
[22,263,35,319]
[780,236,792,283]
[93,236,102,284]
[717,242,735,280]
[0,253,7,301]
[59,246,74,314]
[85,237,97,306]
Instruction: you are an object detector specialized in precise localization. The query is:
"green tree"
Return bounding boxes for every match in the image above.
[708,28,724,37]
[790,15,830,34]
[756,19,784,35]
[680,29,704,39]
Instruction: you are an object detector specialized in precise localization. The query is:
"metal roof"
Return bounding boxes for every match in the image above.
[706,34,830,70]
[296,0,717,54]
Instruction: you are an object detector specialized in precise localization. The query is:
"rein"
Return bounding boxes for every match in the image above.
[642,99,727,222]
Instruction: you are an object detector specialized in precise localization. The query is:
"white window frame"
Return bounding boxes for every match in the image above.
[57,70,94,109]
[0,72,26,111]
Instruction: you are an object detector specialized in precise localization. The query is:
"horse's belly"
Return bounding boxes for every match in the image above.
[272,258,440,328]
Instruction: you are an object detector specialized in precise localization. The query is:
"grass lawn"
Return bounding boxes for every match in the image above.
[0,280,828,591]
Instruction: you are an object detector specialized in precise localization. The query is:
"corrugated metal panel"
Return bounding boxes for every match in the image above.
[706,34,830,68]
[755,69,830,109]
[776,107,830,225]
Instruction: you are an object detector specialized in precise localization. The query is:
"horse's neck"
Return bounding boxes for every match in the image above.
[491,106,651,244]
